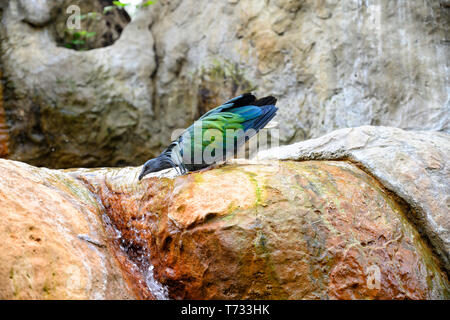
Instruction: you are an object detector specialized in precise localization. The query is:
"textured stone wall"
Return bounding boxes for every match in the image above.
[0,68,9,157]
[0,0,448,168]
[150,0,450,143]
[0,0,156,168]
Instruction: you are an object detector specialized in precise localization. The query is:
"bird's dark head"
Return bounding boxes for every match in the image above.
[139,158,164,181]
[138,156,173,181]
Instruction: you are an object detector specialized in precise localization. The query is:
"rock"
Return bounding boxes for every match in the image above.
[0,68,8,157]
[258,126,450,275]
[149,0,449,143]
[1,0,448,168]
[0,153,448,299]
[17,0,55,27]
[51,0,131,51]
[0,159,136,299]
[0,0,157,168]
[72,160,449,299]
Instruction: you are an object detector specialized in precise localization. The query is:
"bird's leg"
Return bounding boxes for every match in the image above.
[177,163,188,175]
[172,147,188,175]
[172,163,181,175]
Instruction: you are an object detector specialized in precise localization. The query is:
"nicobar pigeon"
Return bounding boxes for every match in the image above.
[138,93,278,180]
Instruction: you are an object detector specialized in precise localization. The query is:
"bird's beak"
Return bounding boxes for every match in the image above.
[138,168,146,181]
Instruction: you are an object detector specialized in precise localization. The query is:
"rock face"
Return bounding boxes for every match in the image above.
[73,160,449,300]
[0,68,8,157]
[258,126,450,275]
[1,0,449,168]
[51,0,131,51]
[0,0,156,168]
[1,147,449,299]
[149,0,450,143]
[0,159,136,299]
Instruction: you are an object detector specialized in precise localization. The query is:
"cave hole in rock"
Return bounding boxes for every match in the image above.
[51,0,131,51]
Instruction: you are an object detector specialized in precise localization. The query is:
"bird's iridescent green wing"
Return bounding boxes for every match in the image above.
[177,94,277,167]
[182,106,265,162]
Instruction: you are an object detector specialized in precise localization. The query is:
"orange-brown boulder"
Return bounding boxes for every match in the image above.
[77,160,449,300]
[0,159,136,299]
[1,156,448,299]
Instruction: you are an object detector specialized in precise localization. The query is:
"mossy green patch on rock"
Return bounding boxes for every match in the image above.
[196,58,257,118]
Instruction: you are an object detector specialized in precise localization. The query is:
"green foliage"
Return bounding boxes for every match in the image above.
[209,58,257,93]
[112,1,130,8]
[64,1,157,51]
[108,0,157,11]
[64,29,97,50]
[140,0,157,7]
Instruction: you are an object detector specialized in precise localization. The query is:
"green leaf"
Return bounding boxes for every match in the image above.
[85,32,96,38]
[113,1,130,8]
[72,31,82,39]
[140,0,157,7]
[71,39,86,45]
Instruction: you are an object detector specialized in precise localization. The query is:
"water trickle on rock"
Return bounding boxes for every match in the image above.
[145,265,169,300]
[67,166,177,299]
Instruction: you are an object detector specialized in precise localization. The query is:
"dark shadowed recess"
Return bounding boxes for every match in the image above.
[51,0,131,51]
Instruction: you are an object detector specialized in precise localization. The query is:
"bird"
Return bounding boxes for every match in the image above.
[138,93,278,180]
